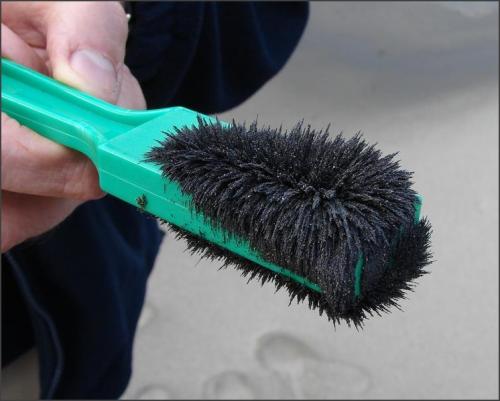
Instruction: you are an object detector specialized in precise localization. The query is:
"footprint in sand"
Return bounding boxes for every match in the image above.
[134,384,173,399]
[255,332,372,399]
[202,370,294,399]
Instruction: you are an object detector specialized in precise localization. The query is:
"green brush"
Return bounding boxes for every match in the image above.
[1,58,432,326]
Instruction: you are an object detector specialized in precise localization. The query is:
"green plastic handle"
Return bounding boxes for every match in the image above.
[1,57,168,164]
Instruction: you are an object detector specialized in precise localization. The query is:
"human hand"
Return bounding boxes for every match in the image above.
[1,1,146,252]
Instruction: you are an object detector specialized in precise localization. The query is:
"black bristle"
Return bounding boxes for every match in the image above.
[145,117,433,327]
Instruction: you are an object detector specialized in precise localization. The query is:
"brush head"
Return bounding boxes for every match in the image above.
[146,117,432,327]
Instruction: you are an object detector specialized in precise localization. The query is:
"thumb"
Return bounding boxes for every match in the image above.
[44,1,128,104]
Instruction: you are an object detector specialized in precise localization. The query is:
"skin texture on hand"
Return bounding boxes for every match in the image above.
[1,1,146,252]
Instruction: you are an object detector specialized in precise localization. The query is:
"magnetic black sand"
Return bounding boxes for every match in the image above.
[146,118,432,327]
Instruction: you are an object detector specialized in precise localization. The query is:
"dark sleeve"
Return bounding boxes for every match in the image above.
[2,197,164,399]
[125,1,309,113]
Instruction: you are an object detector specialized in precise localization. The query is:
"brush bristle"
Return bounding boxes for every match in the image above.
[146,117,432,327]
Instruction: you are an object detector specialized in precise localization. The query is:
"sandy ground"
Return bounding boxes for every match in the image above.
[2,2,498,399]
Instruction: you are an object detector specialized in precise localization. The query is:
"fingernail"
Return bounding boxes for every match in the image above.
[70,49,117,97]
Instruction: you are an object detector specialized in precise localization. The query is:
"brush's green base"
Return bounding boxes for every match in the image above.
[101,107,423,298]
